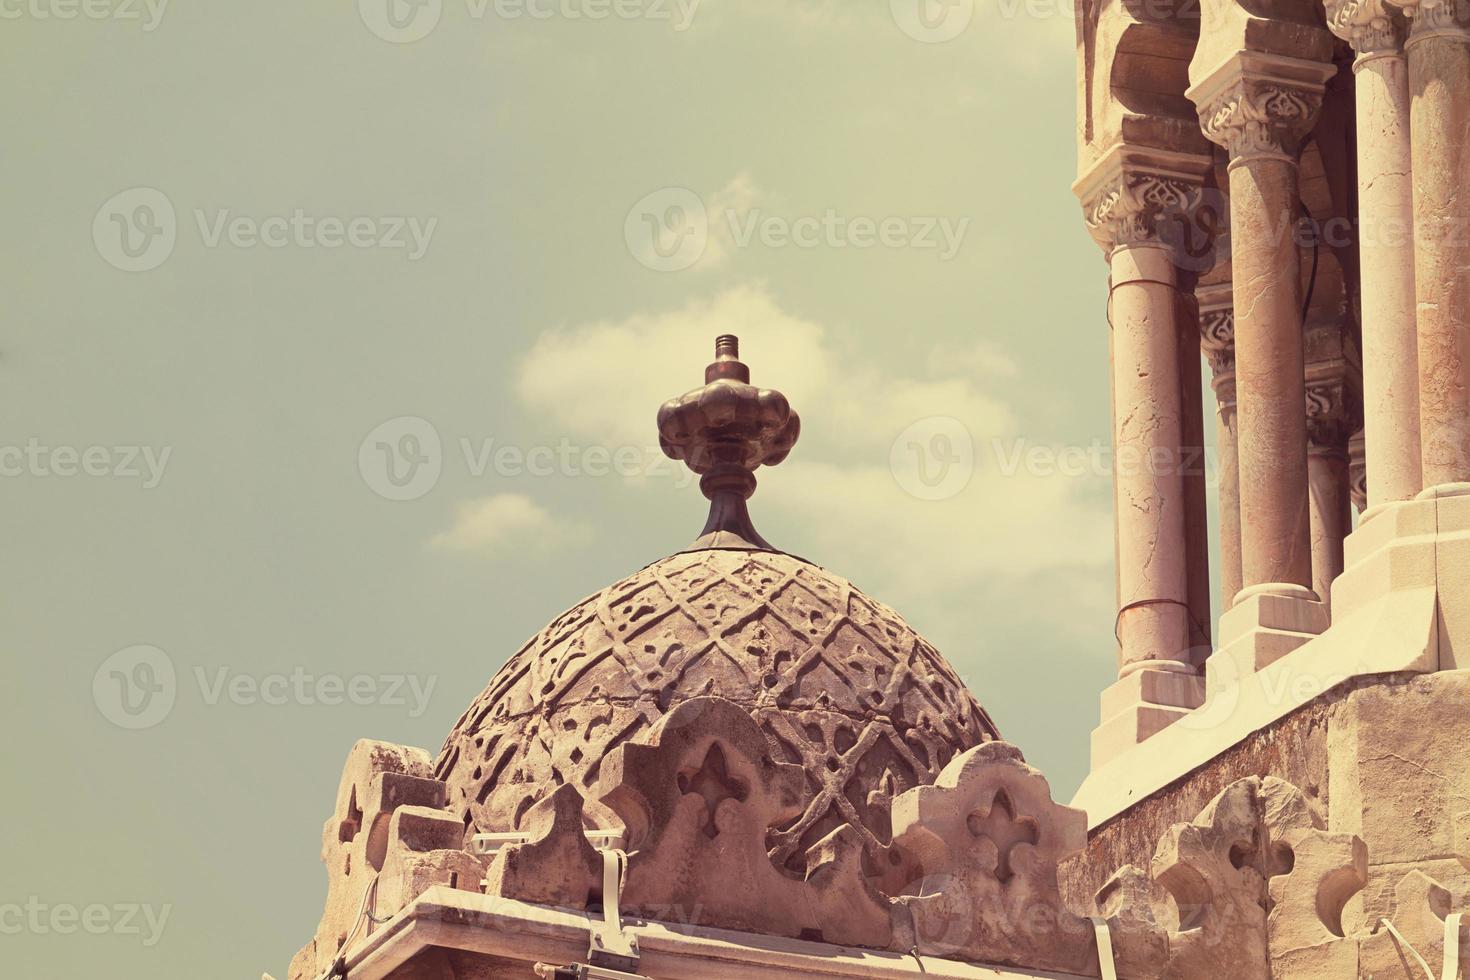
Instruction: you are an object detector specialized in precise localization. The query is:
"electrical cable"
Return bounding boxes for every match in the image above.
[315,875,381,980]
[1300,201,1320,322]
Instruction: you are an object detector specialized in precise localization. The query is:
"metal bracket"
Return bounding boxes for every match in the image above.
[1089,917,1119,980]
[588,849,640,972]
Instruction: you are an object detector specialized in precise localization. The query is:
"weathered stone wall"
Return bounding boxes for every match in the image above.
[1061,670,1470,935]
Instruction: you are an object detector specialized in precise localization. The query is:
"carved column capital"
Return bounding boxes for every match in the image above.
[1327,0,1410,56]
[1074,145,1216,262]
[1306,379,1354,454]
[1188,54,1337,163]
[1394,0,1470,42]
[1197,283,1237,415]
[1200,304,1236,375]
[1305,322,1364,457]
[1349,429,1369,512]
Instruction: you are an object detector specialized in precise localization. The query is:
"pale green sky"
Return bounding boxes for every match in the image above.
[1,1,1222,976]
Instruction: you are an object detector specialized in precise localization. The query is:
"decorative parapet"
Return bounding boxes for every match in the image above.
[288,740,484,980]
[1145,777,1366,979]
[482,784,602,911]
[1357,870,1470,975]
[890,742,1099,974]
[594,696,893,948]
[290,707,1470,980]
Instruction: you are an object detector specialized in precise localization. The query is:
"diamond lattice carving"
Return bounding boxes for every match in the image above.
[435,548,998,867]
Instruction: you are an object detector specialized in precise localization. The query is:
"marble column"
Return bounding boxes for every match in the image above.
[1177,291,1214,665]
[1109,244,1192,677]
[1079,148,1213,763]
[1187,53,1336,676]
[1306,377,1355,609]
[1327,0,1423,513]
[1189,57,1336,602]
[1199,287,1243,612]
[1395,0,1470,495]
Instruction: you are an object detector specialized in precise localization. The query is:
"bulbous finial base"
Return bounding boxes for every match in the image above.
[657,336,800,552]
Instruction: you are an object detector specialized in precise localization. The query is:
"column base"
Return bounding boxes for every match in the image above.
[1207,584,1329,685]
[1417,482,1470,501]
[1090,667,1205,770]
[1072,500,1470,829]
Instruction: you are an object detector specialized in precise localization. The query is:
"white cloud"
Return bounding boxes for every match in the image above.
[516,284,1014,455]
[925,338,1019,379]
[512,285,1114,641]
[429,493,590,557]
[702,172,761,270]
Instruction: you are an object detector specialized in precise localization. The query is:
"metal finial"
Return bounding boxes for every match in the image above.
[656,336,801,552]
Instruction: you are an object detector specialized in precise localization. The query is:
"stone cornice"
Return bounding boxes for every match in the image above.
[1326,0,1409,56]
[1187,52,1338,162]
[1073,143,1215,259]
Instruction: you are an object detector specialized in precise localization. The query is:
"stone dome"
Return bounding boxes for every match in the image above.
[433,335,1000,869]
[434,546,999,867]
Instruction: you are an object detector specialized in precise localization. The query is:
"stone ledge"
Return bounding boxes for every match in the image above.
[1074,500,1454,828]
[342,889,1097,980]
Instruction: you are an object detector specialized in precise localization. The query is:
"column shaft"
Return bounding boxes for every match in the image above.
[1229,155,1315,593]
[1201,294,1242,613]
[1177,292,1213,662]
[1308,444,1352,607]
[1408,25,1470,491]
[1215,381,1243,609]
[1356,47,1423,507]
[1110,244,1192,675]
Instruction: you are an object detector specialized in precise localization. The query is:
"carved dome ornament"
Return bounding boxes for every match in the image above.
[656,334,800,552]
[434,336,998,870]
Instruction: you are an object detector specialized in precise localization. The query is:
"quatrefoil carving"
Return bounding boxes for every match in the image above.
[967,788,1040,882]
